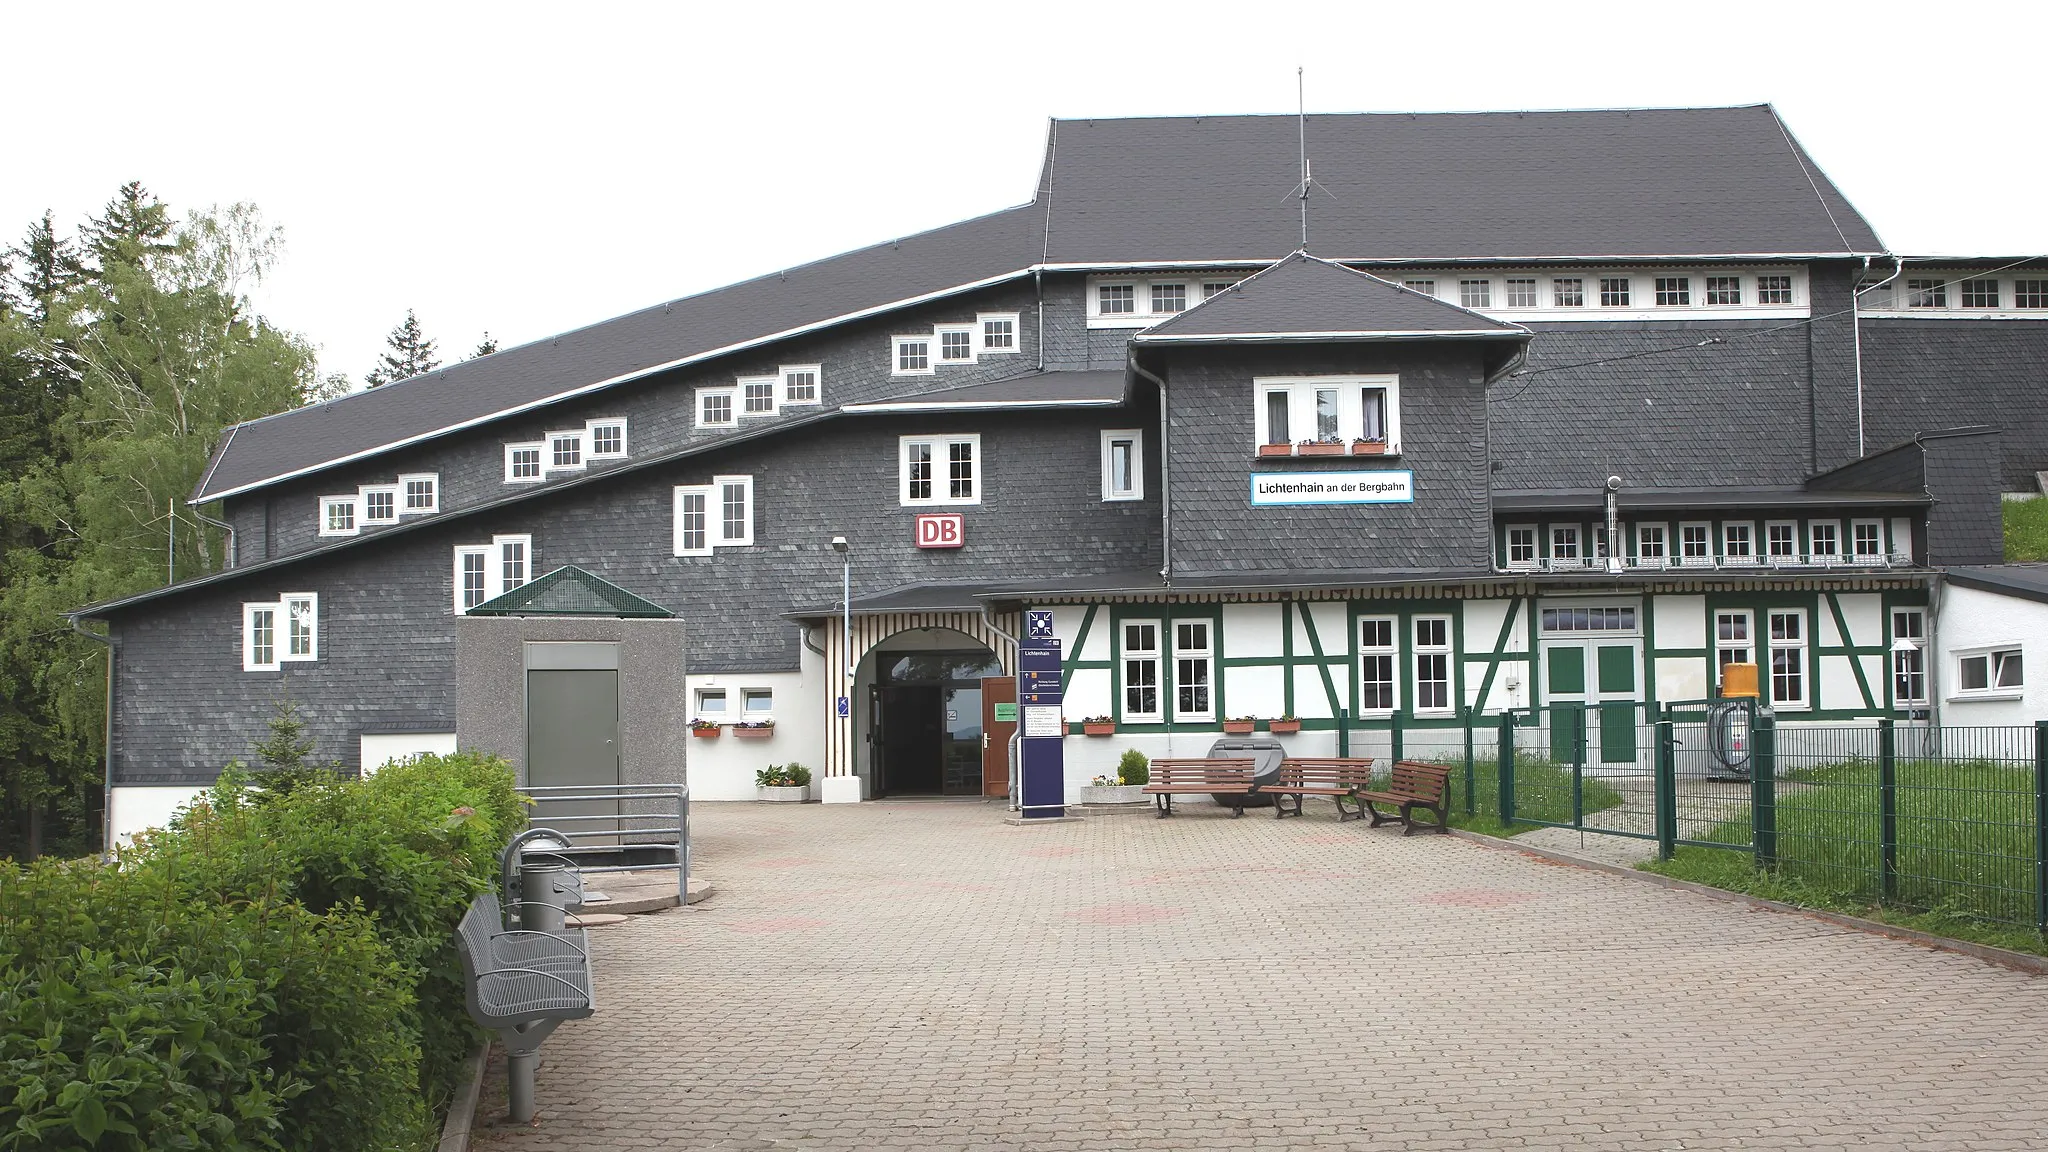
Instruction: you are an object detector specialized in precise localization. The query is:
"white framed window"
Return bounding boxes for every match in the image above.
[547,431,585,471]
[1358,616,1397,714]
[1654,277,1691,306]
[1202,281,1236,300]
[1149,283,1188,314]
[717,475,754,546]
[1458,279,1492,309]
[1757,275,1794,305]
[505,443,543,483]
[697,386,738,427]
[1171,619,1213,721]
[1636,523,1668,564]
[1680,522,1712,564]
[673,487,711,556]
[1098,283,1136,315]
[672,477,754,555]
[1502,278,1538,309]
[454,546,490,613]
[1090,276,1258,326]
[1552,277,1585,307]
[2016,279,2048,309]
[400,473,439,513]
[1891,608,1927,706]
[359,484,399,525]
[1716,610,1753,683]
[586,420,627,458]
[1851,519,1884,561]
[1506,525,1537,569]
[497,534,531,592]
[1765,521,1798,560]
[243,602,280,672]
[1120,620,1162,722]
[1907,278,1947,308]
[1768,610,1808,709]
[977,315,1019,354]
[900,435,980,506]
[1959,278,2000,309]
[1101,430,1143,501]
[781,365,821,405]
[282,593,318,662]
[1549,525,1580,562]
[1412,615,1453,714]
[739,376,778,416]
[1722,522,1755,563]
[1253,375,1400,452]
[891,336,933,376]
[453,536,532,613]
[1954,645,2024,699]
[696,688,727,720]
[319,495,359,537]
[1539,605,1638,633]
[935,325,976,364]
[741,688,774,718]
[1401,279,1437,296]
[1599,277,1632,307]
[1704,276,1742,306]
[1809,520,1840,560]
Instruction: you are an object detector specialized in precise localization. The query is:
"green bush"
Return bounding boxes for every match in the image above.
[1117,749,1149,786]
[756,763,812,788]
[2005,496,2048,561]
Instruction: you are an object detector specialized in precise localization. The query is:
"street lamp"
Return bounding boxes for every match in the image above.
[831,537,852,676]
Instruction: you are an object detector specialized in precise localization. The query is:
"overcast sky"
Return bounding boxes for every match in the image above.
[8,2,2046,389]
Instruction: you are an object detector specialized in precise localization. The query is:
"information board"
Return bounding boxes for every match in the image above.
[1018,610,1066,818]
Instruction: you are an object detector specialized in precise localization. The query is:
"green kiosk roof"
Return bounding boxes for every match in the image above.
[466,565,674,618]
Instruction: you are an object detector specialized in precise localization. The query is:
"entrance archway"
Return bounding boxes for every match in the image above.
[854,627,1006,798]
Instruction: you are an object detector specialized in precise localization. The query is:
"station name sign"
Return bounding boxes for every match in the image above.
[1250,470,1415,506]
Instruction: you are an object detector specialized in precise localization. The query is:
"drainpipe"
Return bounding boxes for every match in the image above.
[1034,268,1045,372]
[1925,571,1945,731]
[1604,476,1624,574]
[193,507,236,569]
[69,618,113,854]
[1128,352,1171,585]
[1852,255,1904,460]
[799,624,825,658]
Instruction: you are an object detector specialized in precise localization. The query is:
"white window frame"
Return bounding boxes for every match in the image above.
[242,602,280,672]
[546,430,586,473]
[695,687,728,721]
[1767,609,1809,710]
[358,483,399,525]
[716,475,754,547]
[738,375,779,417]
[1721,521,1756,564]
[1548,525,1581,563]
[454,545,491,614]
[672,477,754,554]
[1412,614,1454,715]
[1635,522,1668,565]
[319,495,359,537]
[1952,644,2025,700]
[1170,618,1214,722]
[1252,374,1402,453]
[1458,279,1492,309]
[504,443,544,483]
[891,335,935,376]
[1357,615,1399,716]
[1119,619,1163,723]
[585,419,628,459]
[696,386,738,428]
[281,592,318,662]
[1809,520,1841,561]
[780,364,822,406]
[976,314,1020,356]
[1095,282,1138,319]
[1148,281,1191,315]
[496,534,532,593]
[1765,520,1798,562]
[899,434,981,507]
[934,324,977,366]
[1716,610,1754,688]
[399,473,440,514]
[741,687,774,719]
[1679,521,1713,565]
[1850,519,1885,563]
[1891,608,1928,706]
[1506,524,1538,569]
[1100,429,1143,501]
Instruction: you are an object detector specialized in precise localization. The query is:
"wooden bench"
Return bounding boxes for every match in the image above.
[1263,758,1378,820]
[1356,760,1453,835]
[1141,758,1257,817]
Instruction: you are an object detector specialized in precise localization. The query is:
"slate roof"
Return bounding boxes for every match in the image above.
[1859,319,2048,492]
[192,105,1883,505]
[1134,252,1528,343]
[841,370,1127,412]
[1944,564,2048,605]
[467,565,673,617]
[1039,106,1883,264]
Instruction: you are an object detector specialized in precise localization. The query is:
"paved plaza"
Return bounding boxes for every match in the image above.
[473,799,2048,1150]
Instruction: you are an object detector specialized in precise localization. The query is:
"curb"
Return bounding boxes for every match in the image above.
[436,1041,490,1152]
[1447,828,2048,977]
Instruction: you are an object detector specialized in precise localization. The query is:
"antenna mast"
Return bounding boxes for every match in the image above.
[1297,66,1309,249]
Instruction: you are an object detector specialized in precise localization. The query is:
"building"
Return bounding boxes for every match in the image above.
[74,105,2048,840]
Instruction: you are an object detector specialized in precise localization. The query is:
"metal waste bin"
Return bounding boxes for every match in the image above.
[1205,734,1288,809]
[517,860,572,933]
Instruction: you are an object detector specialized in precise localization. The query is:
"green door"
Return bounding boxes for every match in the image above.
[1546,646,1585,762]
[1595,643,1638,763]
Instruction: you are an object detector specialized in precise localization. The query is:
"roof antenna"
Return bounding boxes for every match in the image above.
[1296,66,1309,250]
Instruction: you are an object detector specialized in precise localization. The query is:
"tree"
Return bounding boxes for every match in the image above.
[364,310,439,386]
[79,181,175,276]
[472,332,499,358]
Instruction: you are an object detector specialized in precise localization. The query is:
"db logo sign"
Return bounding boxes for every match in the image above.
[915,513,964,549]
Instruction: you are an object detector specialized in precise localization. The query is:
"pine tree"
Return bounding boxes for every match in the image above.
[7,212,86,325]
[472,332,499,358]
[79,181,175,275]
[364,310,440,387]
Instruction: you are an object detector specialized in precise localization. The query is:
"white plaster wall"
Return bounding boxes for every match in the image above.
[1832,594,1883,647]
[109,785,208,846]
[1066,666,1112,721]
[1225,664,1287,719]
[1653,595,1706,650]
[1818,655,1864,712]
[1656,656,1709,703]
[1292,663,1343,718]
[1936,584,2048,725]
[1464,600,1511,654]
[1225,603,1284,658]
[359,732,456,776]
[1890,517,1913,557]
[685,664,823,801]
[1073,608,1114,663]
[1301,602,1350,659]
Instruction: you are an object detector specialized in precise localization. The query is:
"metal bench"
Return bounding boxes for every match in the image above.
[457,891,595,1124]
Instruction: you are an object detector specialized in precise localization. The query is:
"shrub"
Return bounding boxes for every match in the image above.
[756,763,812,787]
[1117,749,1149,786]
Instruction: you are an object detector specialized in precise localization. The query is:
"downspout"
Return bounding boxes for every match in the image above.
[1128,352,1171,585]
[1034,268,1045,371]
[1851,255,1904,460]
[1925,571,1945,731]
[194,508,236,569]
[69,618,113,854]
[978,603,1024,812]
[800,624,825,658]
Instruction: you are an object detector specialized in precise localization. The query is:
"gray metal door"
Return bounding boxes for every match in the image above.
[527,665,621,826]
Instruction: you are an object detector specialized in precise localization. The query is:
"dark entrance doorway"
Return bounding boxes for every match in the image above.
[869,648,1001,797]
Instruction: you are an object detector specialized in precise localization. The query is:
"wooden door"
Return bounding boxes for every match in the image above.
[981,676,1016,797]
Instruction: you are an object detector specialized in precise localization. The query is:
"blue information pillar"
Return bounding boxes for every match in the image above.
[1018,610,1066,818]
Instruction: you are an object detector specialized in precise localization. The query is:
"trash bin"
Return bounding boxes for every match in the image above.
[1205,734,1288,809]
[517,860,573,933]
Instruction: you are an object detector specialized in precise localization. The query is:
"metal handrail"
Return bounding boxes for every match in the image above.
[518,783,690,905]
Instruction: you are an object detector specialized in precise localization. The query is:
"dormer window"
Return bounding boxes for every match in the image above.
[1907,279,1947,308]
[1253,375,1401,455]
[1458,280,1491,308]
[319,495,359,537]
[1553,278,1585,307]
[1150,283,1187,313]
[586,420,627,458]
[1655,277,1691,306]
[1503,278,1538,308]
[1203,281,1235,299]
[1600,277,1632,307]
[1402,279,1436,296]
[1705,277,1742,305]
[548,431,584,470]
[1960,278,2000,309]
[1098,284,1136,314]
[401,473,439,513]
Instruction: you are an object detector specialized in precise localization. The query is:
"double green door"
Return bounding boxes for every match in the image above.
[1545,642,1639,764]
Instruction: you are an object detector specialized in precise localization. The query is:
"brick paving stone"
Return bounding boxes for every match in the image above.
[470,799,2048,1151]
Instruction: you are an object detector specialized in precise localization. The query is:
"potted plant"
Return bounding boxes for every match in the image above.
[1257,442,1294,458]
[1297,437,1346,457]
[756,762,811,802]
[1351,437,1388,456]
[1081,715,1116,737]
[691,718,722,739]
[1222,715,1258,735]
[1078,750,1149,806]
[1268,713,1301,734]
[733,719,775,740]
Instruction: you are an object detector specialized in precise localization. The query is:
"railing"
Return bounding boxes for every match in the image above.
[1497,552,1914,575]
[519,783,691,904]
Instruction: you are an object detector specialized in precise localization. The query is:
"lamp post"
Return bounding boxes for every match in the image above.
[822,536,863,805]
[831,537,851,676]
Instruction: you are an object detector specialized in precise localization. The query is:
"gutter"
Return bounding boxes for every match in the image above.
[1126,353,1171,585]
[68,619,113,854]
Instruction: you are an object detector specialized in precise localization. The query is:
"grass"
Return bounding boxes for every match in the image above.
[1641,757,2047,957]
[1408,752,1626,838]
[2006,496,2048,561]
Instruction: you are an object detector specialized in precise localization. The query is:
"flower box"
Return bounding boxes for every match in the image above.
[1222,720,1256,735]
[757,784,809,802]
[1297,442,1347,457]
[1078,783,1145,806]
[733,725,775,740]
[692,726,721,739]
[1351,441,1389,456]
[1257,443,1294,458]
[1083,721,1116,737]
[1268,719,1301,734]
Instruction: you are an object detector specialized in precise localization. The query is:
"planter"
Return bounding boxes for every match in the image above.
[1082,722,1116,737]
[1351,441,1389,456]
[1268,719,1301,734]
[1297,442,1346,456]
[692,727,721,739]
[1222,720,1256,735]
[733,726,775,740]
[1078,783,1145,806]
[1257,443,1294,458]
[756,785,809,802]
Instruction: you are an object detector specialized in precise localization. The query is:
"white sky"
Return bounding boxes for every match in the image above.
[7,1,2046,388]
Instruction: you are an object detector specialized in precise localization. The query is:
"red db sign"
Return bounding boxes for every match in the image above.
[915,513,964,549]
